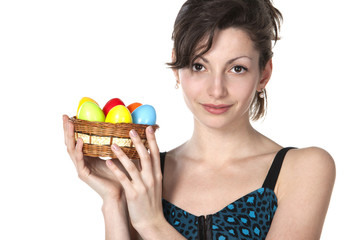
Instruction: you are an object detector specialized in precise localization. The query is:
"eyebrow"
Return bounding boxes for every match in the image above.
[197,55,253,65]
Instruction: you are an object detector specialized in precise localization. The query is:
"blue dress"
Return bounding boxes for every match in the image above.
[160,147,295,240]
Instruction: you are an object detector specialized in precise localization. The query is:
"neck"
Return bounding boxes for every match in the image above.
[181,117,264,165]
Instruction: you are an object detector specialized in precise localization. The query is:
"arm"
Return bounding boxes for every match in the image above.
[102,198,131,240]
[63,115,131,239]
[266,147,336,240]
[106,126,187,240]
[135,220,187,240]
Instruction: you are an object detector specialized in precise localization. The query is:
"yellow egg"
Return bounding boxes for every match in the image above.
[76,97,98,117]
[105,105,132,123]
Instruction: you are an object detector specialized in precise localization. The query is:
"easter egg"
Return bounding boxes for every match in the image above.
[103,98,125,117]
[127,102,142,113]
[131,104,156,125]
[76,97,98,117]
[78,101,105,122]
[105,105,132,123]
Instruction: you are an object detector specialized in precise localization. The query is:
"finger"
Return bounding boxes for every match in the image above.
[63,115,69,145]
[130,129,153,175]
[111,144,143,184]
[106,159,135,197]
[63,114,77,167]
[65,119,77,160]
[74,137,86,170]
[145,126,161,180]
[73,138,91,181]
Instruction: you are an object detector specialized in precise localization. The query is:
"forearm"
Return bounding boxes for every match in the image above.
[102,198,131,240]
[137,219,187,240]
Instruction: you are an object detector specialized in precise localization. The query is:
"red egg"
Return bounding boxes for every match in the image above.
[103,98,125,116]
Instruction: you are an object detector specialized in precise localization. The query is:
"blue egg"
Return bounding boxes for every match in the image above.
[131,104,156,125]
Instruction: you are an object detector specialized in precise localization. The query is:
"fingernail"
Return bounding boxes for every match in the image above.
[130,129,138,137]
[147,126,154,133]
[106,160,113,166]
[112,144,119,151]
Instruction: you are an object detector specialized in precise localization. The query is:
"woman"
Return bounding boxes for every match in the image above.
[63,0,335,239]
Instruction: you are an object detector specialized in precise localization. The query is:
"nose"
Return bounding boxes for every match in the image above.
[207,73,228,99]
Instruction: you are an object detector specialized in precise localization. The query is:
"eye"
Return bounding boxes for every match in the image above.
[192,63,205,72]
[231,65,248,74]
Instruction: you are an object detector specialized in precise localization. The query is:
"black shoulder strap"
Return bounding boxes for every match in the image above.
[160,152,166,175]
[262,147,296,190]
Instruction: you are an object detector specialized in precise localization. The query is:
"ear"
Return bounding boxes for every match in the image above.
[257,59,273,91]
[171,49,180,83]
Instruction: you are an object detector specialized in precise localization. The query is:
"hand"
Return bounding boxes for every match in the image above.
[63,114,130,202]
[105,126,164,233]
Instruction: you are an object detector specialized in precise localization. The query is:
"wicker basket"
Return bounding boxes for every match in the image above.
[70,117,159,159]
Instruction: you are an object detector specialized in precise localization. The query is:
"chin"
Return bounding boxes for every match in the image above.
[194,117,239,130]
[194,110,251,130]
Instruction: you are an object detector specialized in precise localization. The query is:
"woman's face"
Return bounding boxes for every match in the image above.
[174,27,272,130]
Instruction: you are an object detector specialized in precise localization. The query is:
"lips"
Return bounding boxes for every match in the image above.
[201,103,233,115]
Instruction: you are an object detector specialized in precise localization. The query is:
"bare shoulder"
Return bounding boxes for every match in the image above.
[281,147,336,185]
[289,146,335,167]
[292,146,335,165]
[277,147,336,196]
[268,147,336,239]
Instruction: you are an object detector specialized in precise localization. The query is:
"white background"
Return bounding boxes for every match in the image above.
[0,0,359,239]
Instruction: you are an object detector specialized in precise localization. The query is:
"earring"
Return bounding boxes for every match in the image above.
[259,89,265,98]
[175,81,180,89]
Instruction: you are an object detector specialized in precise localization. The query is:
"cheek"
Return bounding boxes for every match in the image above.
[179,70,200,98]
[229,79,257,102]
[180,78,200,109]
[178,71,207,115]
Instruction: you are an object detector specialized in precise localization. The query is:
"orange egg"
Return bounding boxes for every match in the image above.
[127,102,142,113]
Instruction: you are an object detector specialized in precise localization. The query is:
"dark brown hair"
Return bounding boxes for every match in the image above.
[168,0,283,120]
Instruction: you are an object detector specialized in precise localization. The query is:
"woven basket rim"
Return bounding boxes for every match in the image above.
[70,116,159,159]
[70,116,159,129]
